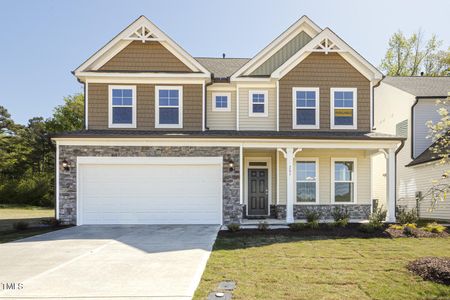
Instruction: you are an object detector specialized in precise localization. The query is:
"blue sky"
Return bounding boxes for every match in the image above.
[1,0,449,125]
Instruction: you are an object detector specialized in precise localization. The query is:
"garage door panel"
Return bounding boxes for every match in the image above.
[79,161,222,224]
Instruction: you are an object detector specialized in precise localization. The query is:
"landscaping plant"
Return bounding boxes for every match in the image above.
[331,207,350,227]
[227,223,240,232]
[396,207,418,225]
[423,222,447,233]
[288,222,306,232]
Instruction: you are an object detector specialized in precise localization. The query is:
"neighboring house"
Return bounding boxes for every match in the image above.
[52,15,402,225]
[373,77,450,221]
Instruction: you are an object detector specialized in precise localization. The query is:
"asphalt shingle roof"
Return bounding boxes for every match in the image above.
[383,76,450,97]
[195,57,250,78]
[52,130,403,141]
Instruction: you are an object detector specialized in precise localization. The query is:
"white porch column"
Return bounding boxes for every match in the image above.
[386,147,396,222]
[286,147,294,223]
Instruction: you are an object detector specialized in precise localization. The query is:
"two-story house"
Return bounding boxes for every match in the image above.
[373,77,450,221]
[52,15,402,225]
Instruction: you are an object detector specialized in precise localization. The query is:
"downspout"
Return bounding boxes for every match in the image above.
[204,74,214,130]
[394,139,405,214]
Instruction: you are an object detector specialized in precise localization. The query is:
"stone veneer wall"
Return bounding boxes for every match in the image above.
[58,145,241,225]
[275,204,371,220]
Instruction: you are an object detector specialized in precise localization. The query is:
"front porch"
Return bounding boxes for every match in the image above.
[238,142,398,224]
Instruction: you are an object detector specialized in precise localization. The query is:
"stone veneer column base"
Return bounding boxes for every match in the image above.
[275,204,371,221]
[58,145,241,225]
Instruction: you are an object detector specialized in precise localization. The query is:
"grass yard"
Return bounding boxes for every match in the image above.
[194,233,450,300]
[0,204,57,243]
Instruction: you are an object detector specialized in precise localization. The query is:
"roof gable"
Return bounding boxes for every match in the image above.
[271,28,383,81]
[231,16,321,79]
[74,16,210,77]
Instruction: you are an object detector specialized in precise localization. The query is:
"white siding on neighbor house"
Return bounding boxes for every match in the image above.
[243,149,277,205]
[372,82,416,208]
[206,89,236,130]
[278,149,372,205]
[239,87,277,130]
[413,98,444,158]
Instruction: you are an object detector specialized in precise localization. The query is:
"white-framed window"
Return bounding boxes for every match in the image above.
[331,88,357,129]
[155,86,183,128]
[295,158,319,203]
[248,90,268,117]
[292,87,320,129]
[108,85,137,128]
[331,158,357,203]
[212,92,231,111]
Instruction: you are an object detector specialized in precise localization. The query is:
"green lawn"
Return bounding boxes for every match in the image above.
[0,205,57,243]
[194,233,450,300]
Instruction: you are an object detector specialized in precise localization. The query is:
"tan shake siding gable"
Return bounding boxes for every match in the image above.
[98,41,192,72]
[279,52,371,131]
[88,83,202,130]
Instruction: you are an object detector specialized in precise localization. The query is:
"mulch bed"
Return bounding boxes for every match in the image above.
[220,223,387,238]
[385,228,449,238]
[407,257,450,285]
[220,223,450,239]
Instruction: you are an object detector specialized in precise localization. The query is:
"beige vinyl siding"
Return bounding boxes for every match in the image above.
[88,83,202,130]
[239,87,277,130]
[278,149,371,205]
[207,90,236,130]
[279,52,371,131]
[244,149,277,205]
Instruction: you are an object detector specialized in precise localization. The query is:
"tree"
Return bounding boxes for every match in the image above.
[46,93,84,133]
[380,30,449,76]
[422,96,450,209]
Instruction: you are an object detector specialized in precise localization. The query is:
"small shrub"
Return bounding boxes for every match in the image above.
[405,223,417,229]
[288,222,306,232]
[407,257,450,285]
[423,222,447,233]
[304,209,321,223]
[227,223,240,232]
[403,226,414,236]
[257,221,269,231]
[331,207,350,221]
[13,221,29,231]
[397,207,418,225]
[307,220,319,229]
[334,218,349,228]
[369,207,387,227]
[389,224,404,230]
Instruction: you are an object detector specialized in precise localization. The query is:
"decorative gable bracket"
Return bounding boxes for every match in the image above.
[124,25,163,43]
[312,38,342,54]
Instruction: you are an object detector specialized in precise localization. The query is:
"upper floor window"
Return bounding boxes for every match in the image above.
[331,88,357,129]
[108,85,136,128]
[249,90,268,117]
[296,159,319,203]
[212,92,231,111]
[293,88,319,129]
[332,159,356,203]
[155,86,183,128]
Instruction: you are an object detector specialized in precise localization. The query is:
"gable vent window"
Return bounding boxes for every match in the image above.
[331,88,357,129]
[293,88,319,129]
[108,85,136,128]
[156,86,183,128]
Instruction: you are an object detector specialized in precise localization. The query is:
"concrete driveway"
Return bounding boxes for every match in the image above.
[0,225,219,299]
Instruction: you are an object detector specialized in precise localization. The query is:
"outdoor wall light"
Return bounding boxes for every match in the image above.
[228,159,235,172]
[62,159,70,171]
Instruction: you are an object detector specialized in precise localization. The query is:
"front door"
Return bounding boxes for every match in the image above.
[248,169,269,216]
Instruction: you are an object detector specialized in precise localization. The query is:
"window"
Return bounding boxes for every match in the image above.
[109,85,136,128]
[155,86,183,128]
[296,159,318,203]
[331,88,357,129]
[212,92,231,111]
[249,90,268,117]
[332,159,356,203]
[293,88,319,129]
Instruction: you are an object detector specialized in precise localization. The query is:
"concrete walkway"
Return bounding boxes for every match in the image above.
[0,225,219,299]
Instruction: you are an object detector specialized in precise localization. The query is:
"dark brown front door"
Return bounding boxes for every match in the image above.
[248,169,269,216]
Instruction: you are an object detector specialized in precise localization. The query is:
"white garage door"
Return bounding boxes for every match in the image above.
[78,157,222,225]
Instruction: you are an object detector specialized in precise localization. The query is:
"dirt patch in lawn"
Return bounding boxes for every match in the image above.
[407,257,450,285]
